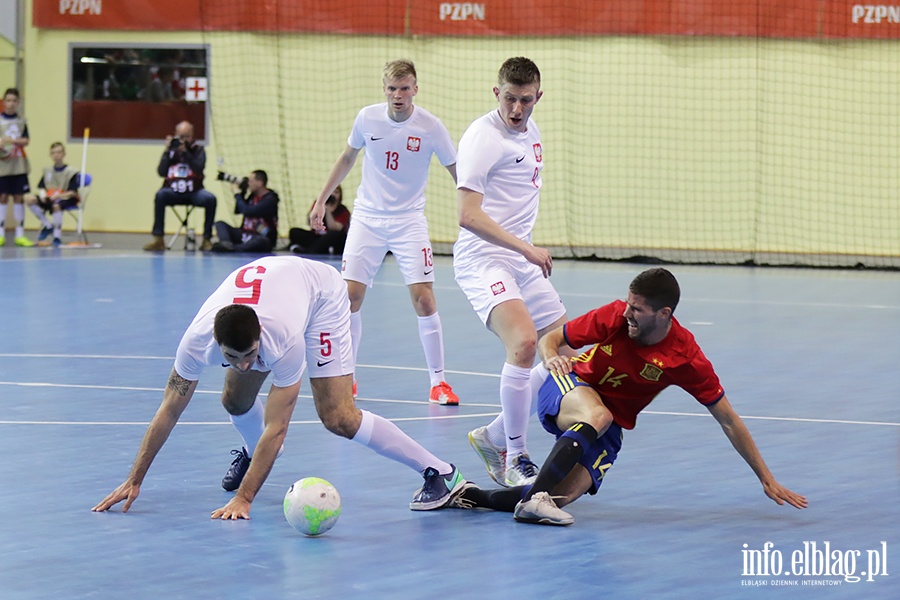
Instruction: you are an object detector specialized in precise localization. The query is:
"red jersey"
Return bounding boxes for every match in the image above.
[563,299,724,430]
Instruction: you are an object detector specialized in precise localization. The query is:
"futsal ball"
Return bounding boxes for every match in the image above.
[283,477,342,536]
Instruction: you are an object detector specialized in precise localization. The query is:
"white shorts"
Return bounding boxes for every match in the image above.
[454,254,566,330]
[341,213,436,287]
[304,270,355,379]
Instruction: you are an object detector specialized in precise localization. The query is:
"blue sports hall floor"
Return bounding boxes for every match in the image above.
[1,236,897,599]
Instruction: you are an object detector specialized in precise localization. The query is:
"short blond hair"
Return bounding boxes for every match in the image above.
[383,59,417,83]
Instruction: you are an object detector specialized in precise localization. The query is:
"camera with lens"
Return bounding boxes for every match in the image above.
[169,136,182,151]
[217,171,249,195]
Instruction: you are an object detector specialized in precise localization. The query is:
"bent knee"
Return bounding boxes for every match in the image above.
[319,407,361,439]
[509,335,537,364]
[584,401,614,432]
[221,395,253,415]
[412,295,437,316]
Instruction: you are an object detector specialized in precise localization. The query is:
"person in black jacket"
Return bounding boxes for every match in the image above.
[211,169,279,253]
[143,121,217,252]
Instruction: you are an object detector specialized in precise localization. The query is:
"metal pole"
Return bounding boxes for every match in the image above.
[15,0,23,90]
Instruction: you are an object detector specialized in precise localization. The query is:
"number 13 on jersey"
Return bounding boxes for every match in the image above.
[385,151,399,171]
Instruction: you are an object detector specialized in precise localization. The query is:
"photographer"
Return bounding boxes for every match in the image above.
[288,184,351,255]
[211,169,279,253]
[143,121,217,252]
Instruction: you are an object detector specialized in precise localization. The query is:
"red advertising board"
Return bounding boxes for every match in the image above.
[34,1,900,39]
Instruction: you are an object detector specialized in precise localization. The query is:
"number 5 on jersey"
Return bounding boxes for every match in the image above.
[316,332,335,367]
[233,266,267,305]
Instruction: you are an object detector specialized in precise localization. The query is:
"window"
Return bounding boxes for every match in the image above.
[69,43,210,143]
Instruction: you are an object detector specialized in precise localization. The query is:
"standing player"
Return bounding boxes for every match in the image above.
[454,57,571,487]
[92,256,466,519]
[0,88,33,247]
[310,59,460,406]
[451,268,808,525]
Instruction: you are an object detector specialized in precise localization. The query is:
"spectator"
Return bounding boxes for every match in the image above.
[211,170,279,253]
[288,184,350,255]
[144,67,175,103]
[25,142,82,247]
[143,121,216,252]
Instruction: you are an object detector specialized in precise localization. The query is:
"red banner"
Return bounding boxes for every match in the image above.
[34,1,900,39]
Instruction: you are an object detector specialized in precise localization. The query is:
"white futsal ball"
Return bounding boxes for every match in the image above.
[283,477,342,536]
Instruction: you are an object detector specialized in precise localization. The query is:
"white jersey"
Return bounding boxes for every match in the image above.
[174,256,345,387]
[453,110,544,265]
[348,103,456,218]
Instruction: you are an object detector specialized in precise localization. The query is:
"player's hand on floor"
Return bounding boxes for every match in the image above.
[92,481,141,513]
[763,480,808,509]
[211,496,252,520]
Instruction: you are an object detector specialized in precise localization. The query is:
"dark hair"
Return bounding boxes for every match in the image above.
[629,268,680,312]
[498,57,541,87]
[252,170,267,186]
[326,184,343,205]
[213,304,261,351]
[3,88,20,99]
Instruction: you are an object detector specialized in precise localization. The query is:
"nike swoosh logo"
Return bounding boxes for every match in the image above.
[424,269,434,275]
[317,359,335,367]
[515,155,526,163]
[509,435,522,440]
[370,136,383,141]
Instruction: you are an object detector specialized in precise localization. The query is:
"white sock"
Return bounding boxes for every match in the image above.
[28,204,51,228]
[53,211,63,238]
[352,409,452,475]
[485,414,506,447]
[13,204,25,237]
[229,398,265,457]
[486,362,552,446]
[417,312,445,386]
[500,362,532,461]
[529,362,550,416]
[349,311,362,380]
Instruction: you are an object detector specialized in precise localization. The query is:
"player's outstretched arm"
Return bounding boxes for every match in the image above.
[707,395,808,510]
[211,381,301,520]
[92,369,197,513]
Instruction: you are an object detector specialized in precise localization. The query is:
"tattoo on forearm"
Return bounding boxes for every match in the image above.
[167,370,192,396]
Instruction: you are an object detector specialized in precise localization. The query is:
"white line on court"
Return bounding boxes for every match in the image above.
[0,355,502,378]
[1,413,896,427]
[0,377,895,429]
[403,282,900,311]
[0,353,174,360]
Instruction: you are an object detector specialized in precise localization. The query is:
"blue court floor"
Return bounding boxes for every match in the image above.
[0,244,897,599]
